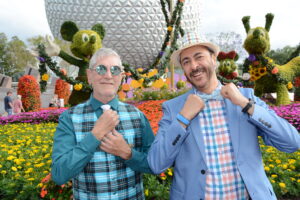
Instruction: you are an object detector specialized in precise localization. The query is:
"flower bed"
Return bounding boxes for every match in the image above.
[0,108,67,125]
[271,103,300,131]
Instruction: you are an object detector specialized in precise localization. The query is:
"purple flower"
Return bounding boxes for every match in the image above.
[248,54,256,62]
[237,82,243,87]
[38,56,46,62]
[159,51,164,57]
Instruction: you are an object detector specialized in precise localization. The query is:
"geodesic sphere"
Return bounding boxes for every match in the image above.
[45,0,202,67]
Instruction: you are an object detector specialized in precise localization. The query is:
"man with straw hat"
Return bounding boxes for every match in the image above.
[147,31,300,200]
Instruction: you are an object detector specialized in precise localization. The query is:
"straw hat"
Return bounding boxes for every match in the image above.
[170,31,220,67]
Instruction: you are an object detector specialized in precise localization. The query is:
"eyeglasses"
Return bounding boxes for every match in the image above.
[93,65,122,76]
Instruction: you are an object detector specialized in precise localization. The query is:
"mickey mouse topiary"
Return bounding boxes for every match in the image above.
[241,13,300,105]
[39,21,105,106]
[217,51,239,80]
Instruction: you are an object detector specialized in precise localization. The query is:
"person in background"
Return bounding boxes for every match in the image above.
[51,48,155,200]
[147,31,300,200]
[4,91,13,116]
[49,94,59,107]
[12,95,25,114]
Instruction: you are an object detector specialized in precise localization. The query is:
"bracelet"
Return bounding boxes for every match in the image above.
[176,113,190,126]
[242,98,254,113]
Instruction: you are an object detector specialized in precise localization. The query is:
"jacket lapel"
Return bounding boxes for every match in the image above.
[189,114,207,165]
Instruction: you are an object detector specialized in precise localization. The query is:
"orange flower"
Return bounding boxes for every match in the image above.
[122,83,131,92]
[118,91,126,100]
[252,61,259,66]
[41,173,51,183]
[40,186,48,198]
[271,67,279,74]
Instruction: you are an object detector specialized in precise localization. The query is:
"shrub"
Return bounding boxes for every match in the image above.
[17,75,41,112]
[55,79,71,105]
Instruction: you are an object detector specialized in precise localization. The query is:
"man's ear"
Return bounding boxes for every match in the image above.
[86,69,92,85]
[60,21,79,41]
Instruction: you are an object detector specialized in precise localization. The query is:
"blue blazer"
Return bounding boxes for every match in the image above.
[147,88,300,200]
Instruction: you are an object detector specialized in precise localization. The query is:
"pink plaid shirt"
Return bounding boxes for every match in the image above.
[198,99,249,200]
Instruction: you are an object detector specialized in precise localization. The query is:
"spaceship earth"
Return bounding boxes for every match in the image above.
[45,0,202,67]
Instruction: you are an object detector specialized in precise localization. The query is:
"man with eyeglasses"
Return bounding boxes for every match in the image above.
[51,48,155,200]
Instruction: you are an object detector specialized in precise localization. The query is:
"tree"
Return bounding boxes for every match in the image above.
[0,33,37,77]
[267,45,297,65]
[0,33,8,74]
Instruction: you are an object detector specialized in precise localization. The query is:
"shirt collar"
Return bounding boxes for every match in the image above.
[89,94,119,111]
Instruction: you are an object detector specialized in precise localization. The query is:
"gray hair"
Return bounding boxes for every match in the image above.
[89,48,123,70]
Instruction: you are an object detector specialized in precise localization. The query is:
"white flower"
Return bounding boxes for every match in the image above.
[242,73,251,80]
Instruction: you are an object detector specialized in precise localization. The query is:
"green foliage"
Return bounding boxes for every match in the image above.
[60,21,79,42]
[0,33,37,77]
[133,88,189,101]
[143,172,171,200]
[243,27,270,55]
[91,24,106,40]
[267,45,298,65]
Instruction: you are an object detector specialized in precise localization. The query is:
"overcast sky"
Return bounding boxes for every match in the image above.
[0,0,299,50]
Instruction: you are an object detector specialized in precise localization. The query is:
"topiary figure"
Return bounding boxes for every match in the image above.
[217,51,239,80]
[42,21,105,106]
[241,13,300,105]
[17,75,41,112]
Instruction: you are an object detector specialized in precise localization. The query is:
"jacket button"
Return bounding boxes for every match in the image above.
[201,170,206,174]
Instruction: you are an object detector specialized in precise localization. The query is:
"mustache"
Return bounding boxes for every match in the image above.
[190,67,206,77]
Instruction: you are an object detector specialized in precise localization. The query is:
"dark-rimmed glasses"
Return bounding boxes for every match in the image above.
[93,65,122,76]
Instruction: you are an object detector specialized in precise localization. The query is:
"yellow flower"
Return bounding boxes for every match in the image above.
[279,183,286,188]
[1,170,6,175]
[282,164,288,169]
[264,166,270,171]
[167,26,173,32]
[290,177,295,181]
[167,168,173,176]
[130,80,142,89]
[275,159,281,164]
[147,69,158,78]
[287,82,293,89]
[297,179,300,183]
[74,83,83,91]
[137,68,143,72]
[11,166,18,171]
[41,74,49,81]
[288,159,296,164]
[144,189,149,196]
[152,78,165,89]
[271,174,277,178]
[0,164,2,168]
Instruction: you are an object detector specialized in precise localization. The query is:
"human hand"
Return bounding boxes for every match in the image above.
[45,35,61,56]
[221,83,249,108]
[100,129,132,160]
[180,94,205,120]
[92,109,119,141]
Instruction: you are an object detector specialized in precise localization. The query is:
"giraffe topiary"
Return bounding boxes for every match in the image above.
[241,13,300,105]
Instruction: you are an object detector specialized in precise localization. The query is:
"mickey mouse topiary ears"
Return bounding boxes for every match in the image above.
[60,21,106,42]
[217,51,239,61]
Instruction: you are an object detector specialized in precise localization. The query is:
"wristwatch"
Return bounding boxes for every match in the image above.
[242,98,255,113]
